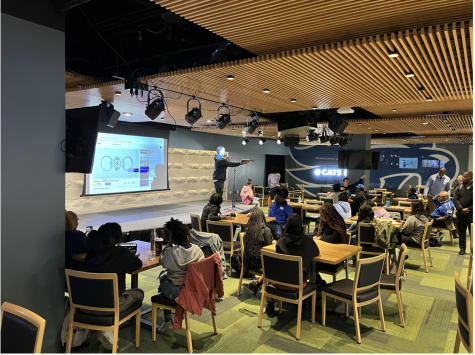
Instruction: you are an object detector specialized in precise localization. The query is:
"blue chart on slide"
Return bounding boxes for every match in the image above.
[85,132,168,195]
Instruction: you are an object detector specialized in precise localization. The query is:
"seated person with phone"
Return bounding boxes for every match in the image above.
[200,193,232,232]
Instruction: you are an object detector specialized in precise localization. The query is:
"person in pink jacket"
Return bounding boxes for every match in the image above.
[240,179,258,205]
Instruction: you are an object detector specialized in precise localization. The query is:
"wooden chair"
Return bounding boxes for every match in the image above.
[322,253,386,344]
[357,223,390,275]
[254,186,271,207]
[257,250,317,340]
[400,220,433,273]
[374,188,387,193]
[468,224,473,289]
[289,184,305,201]
[380,244,408,327]
[65,270,142,353]
[454,271,473,353]
[320,196,334,204]
[315,232,350,288]
[398,201,412,208]
[237,232,263,296]
[291,205,310,235]
[189,213,202,232]
[206,220,240,257]
[1,302,46,353]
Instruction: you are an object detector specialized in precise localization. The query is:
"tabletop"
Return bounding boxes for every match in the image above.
[220,214,276,226]
[262,240,361,265]
[386,206,411,214]
[72,240,161,275]
[289,203,322,212]
[344,216,402,227]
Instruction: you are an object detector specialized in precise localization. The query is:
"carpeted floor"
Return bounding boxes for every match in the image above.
[76,206,471,353]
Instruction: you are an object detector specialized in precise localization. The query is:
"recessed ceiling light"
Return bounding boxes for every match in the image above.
[405,70,415,78]
[115,91,121,95]
[226,75,234,80]
[312,106,318,110]
[388,49,399,58]
[375,129,379,132]
[383,132,387,135]
[263,88,270,93]
[123,112,132,116]
[426,97,433,102]
[206,120,212,123]
[422,121,428,125]
[242,131,246,134]
[290,98,297,103]
[392,109,397,112]
[231,127,235,131]
[445,139,449,141]
[358,123,362,125]
[367,126,371,129]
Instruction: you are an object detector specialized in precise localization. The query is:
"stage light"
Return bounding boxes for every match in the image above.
[259,138,267,145]
[339,136,348,146]
[276,139,282,144]
[245,111,259,134]
[227,75,234,80]
[145,89,165,120]
[319,130,330,144]
[115,91,121,96]
[426,97,433,102]
[330,135,340,145]
[306,130,318,142]
[405,70,415,78]
[184,97,202,126]
[242,138,249,145]
[263,88,270,93]
[388,49,399,58]
[216,104,231,130]
[290,98,297,103]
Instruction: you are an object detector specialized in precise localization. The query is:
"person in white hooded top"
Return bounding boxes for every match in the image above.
[333,193,352,221]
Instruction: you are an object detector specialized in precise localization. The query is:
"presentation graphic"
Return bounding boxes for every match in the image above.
[85,132,167,195]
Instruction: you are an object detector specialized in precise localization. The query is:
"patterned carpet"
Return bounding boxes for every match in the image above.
[77,207,471,353]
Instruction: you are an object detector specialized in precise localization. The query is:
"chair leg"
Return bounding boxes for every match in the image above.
[322,294,327,326]
[345,303,349,317]
[65,322,74,353]
[377,297,386,332]
[279,300,283,314]
[211,312,218,334]
[386,251,390,275]
[358,306,362,319]
[135,312,141,347]
[396,291,405,328]
[450,230,454,246]
[311,293,316,324]
[345,260,349,279]
[454,332,461,353]
[353,302,361,344]
[296,299,302,340]
[257,287,266,328]
[428,247,433,267]
[152,305,157,342]
[237,264,244,296]
[112,325,119,353]
[184,311,193,354]
[468,255,473,289]
[422,248,429,273]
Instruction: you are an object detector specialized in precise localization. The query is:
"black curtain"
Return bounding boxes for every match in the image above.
[265,154,286,185]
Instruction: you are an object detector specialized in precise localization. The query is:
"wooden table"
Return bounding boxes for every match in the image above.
[219,214,276,226]
[263,240,361,283]
[289,203,322,212]
[345,216,402,227]
[73,240,161,329]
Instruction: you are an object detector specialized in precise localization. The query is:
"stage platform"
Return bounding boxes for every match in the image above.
[76,199,257,233]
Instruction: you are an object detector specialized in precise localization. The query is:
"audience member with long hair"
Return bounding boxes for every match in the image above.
[242,209,273,271]
[315,203,348,244]
[85,223,143,350]
[65,210,89,270]
[201,193,228,232]
[347,204,377,245]
[398,200,429,246]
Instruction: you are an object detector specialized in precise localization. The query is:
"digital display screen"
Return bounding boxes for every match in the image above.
[422,159,440,168]
[399,157,418,169]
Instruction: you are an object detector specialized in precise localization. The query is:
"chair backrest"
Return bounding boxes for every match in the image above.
[454,271,473,349]
[421,220,433,245]
[1,302,46,353]
[354,253,386,290]
[206,220,234,243]
[291,205,304,217]
[375,188,387,192]
[280,183,288,189]
[65,269,118,312]
[395,244,408,286]
[190,213,202,232]
[398,201,411,207]
[320,196,334,204]
[200,245,214,258]
[261,250,302,288]
[357,223,377,245]
[254,186,264,196]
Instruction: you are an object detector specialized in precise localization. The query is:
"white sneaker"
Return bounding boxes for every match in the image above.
[157,319,173,332]
[98,331,119,350]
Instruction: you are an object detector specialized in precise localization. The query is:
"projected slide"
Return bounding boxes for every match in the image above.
[399,157,418,169]
[85,132,168,195]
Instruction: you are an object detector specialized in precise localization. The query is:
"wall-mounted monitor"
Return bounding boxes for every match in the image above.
[399,157,418,169]
[422,159,440,168]
[338,150,372,170]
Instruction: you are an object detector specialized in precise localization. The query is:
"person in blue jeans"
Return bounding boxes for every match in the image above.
[157,218,204,332]
[267,187,293,239]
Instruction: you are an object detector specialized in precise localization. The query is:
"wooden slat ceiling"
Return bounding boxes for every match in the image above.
[372,135,473,145]
[152,0,472,55]
[65,71,103,89]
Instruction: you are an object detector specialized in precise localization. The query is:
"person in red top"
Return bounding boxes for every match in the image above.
[240,179,258,206]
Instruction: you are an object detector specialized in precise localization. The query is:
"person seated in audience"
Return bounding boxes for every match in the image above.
[397,200,429,246]
[157,218,204,332]
[367,199,391,219]
[243,209,274,271]
[430,191,459,238]
[243,214,320,317]
[201,193,229,232]
[333,193,351,221]
[351,184,368,216]
[314,203,348,244]
[267,187,293,239]
[65,210,89,270]
[85,223,144,350]
[407,187,418,199]
[348,205,377,245]
[240,179,258,206]
[326,183,342,203]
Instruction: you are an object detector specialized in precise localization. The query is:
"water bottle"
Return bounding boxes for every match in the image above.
[298,196,301,205]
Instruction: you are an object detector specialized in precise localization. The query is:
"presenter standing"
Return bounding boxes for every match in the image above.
[423,168,451,214]
[213,146,248,194]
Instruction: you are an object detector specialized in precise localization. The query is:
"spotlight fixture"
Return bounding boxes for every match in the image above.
[115,91,121,96]
[242,138,250,145]
[290,98,297,103]
[263,88,270,93]
[392,109,397,112]
[330,135,340,145]
[388,49,399,58]
[259,138,267,145]
[319,130,330,144]
[245,112,259,134]
[184,97,202,126]
[306,130,318,142]
[426,97,433,102]
[311,106,318,110]
[145,89,165,120]
[215,104,231,130]
[276,139,282,145]
[339,135,348,146]
[405,70,415,78]
[226,75,234,80]
[123,112,132,116]
[367,126,372,130]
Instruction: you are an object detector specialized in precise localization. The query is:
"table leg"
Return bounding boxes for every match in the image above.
[131,274,139,289]
[310,260,317,284]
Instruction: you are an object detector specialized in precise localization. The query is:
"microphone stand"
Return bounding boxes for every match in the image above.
[230,167,244,211]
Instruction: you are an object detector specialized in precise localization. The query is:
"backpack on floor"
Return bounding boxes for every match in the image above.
[231,249,242,276]
[60,297,91,349]
[429,236,442,247]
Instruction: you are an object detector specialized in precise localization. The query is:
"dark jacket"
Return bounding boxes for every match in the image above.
[213,155,240,181]
[343,178,364,194]
[352,190,368,215]
[243,225,273,270]
[85,246,142,295]
[65,230,89,270]
[276,233,320,281]
[319,222,343,244]
[453,184,473,214]
[201,203,221,232]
